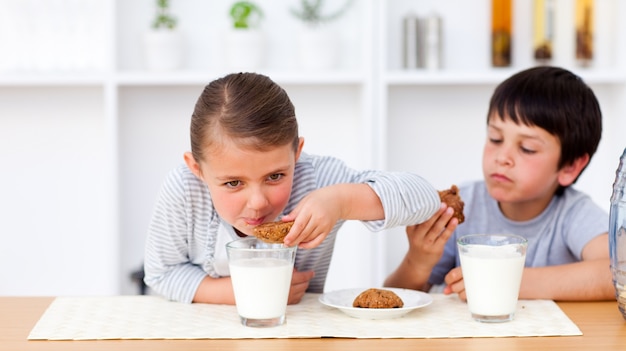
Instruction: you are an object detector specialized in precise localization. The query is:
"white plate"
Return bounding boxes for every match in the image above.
[319,288,433,320]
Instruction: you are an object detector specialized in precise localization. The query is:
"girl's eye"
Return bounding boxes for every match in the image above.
[520,146,536,154]
[268,173,283,181]
[225,180,241,188]
[488,138,502,144]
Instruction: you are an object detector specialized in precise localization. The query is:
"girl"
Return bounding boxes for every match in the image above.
[144,72,441,304]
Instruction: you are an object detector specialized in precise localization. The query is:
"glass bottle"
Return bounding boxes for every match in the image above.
[422,13,442,71]
[402,13,420,69]
[533,0,554,63]
[609,148,626,320]
[575,0,594,67]
[492,0,512,67]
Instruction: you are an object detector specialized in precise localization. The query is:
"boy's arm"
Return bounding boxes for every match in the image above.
[519,234,614,301]
[384,205,458,291]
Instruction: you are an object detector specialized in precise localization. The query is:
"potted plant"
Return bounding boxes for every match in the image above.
[143,0,183,71]
[225,1,265,70]
[290,0,353,70]
[290,0,353,28]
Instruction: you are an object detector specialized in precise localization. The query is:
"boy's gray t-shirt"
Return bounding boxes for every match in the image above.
[429,181,609,286]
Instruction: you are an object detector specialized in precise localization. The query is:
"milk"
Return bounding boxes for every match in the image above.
[229,258,293,319]
[460,246,525,316]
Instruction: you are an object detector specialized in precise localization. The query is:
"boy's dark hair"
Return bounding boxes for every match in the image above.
[487,66,602,193]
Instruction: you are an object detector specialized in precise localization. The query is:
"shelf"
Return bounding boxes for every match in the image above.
[0,70,368,88]
[0,72,108,87]
[115,70,367,87]
[384,69,626,86]
[1,68,619,88]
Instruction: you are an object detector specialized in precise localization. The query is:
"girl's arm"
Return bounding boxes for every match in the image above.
[282,183,382,248]
[192,269,316,304]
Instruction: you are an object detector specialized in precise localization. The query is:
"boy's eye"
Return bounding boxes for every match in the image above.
[488,138,502,144]
[520,146,536,154]
[225,180,241,188]
[268,173,283,181]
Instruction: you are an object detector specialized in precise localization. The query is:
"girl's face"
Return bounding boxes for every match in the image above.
[482,114,563,220]
[185,136,304,236]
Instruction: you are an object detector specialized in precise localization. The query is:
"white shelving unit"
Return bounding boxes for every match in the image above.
[1,0,624,296]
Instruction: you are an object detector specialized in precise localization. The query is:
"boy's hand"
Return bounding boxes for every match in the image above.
[288,269,315,304]
[281,187,343,249]
[406,203,459,269]
[443,266,466,301]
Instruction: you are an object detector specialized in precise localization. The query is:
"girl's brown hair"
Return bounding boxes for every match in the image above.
[190,72,299,162]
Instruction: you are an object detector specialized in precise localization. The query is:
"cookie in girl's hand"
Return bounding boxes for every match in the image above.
[252,221,294,243]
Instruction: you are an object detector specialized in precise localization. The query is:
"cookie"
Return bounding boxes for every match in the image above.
[352,288,404,309]
[438,185,465,224]
[252,221,294,243]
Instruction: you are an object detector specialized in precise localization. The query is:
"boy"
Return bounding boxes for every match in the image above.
[385,66,614,301]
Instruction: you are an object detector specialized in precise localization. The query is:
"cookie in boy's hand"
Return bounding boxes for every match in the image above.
[252,221,294,243]
[438,185,465,224]
[352,288,404,308]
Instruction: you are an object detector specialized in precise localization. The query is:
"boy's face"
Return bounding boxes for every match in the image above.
[482,114,562,212]
[185,136,304,236]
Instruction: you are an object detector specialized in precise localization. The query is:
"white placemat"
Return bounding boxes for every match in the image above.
[28,293,582,340]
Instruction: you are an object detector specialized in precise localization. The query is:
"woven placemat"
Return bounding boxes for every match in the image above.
[28,293,581,340]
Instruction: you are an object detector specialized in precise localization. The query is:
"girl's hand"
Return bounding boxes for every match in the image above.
[443,266,466,301]
[288,269,315,304]
[281,187,343,249]
[406,203,458,269]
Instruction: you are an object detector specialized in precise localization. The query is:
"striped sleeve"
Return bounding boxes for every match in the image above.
[307,154,440,231]
[143,166,209,303]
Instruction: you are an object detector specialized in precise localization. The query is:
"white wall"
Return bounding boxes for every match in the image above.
[0,87,118,295]
[0,0,623,297]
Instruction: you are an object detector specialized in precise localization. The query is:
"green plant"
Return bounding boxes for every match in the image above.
[230,1,264,29]
[290,0,353,27]
[152,0,177,30]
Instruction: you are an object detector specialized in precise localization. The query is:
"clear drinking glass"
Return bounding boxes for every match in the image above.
[457,233,527,323]
[226,237,297,327]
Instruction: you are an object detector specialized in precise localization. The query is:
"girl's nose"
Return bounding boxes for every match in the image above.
[247,187,270,210]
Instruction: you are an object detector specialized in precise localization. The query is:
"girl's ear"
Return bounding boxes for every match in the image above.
[558,153,590,187]
[184,152,204,180]
[295,137,305,161]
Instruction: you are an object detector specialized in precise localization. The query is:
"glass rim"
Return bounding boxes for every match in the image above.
[225,236,295,251]
[457,233,528,246]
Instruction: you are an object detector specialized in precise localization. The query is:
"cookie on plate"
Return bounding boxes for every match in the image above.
[352,288,404,309]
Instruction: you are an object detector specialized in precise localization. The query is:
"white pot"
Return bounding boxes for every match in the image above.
[297,26,339,70]
[143,29,183,71]
[224,29,266,71]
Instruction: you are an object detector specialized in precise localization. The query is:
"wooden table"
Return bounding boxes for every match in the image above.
[1,297,625,351]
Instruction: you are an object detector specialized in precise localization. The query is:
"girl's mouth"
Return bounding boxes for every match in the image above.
[244,217,265,226]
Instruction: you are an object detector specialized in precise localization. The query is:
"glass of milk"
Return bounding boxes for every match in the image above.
[226,237,297,327]
[457,233,527,323]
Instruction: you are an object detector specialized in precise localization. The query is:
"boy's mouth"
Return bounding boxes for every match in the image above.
[490,173,512,183]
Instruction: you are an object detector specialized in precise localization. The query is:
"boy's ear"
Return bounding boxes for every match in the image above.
[557,154,590,187]
[184,152,204,180]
